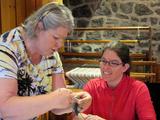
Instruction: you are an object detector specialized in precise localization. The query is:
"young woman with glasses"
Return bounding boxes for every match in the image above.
[74,41,156,120]
[0,2,91,120]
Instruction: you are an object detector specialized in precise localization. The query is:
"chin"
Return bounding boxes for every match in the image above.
[102,75,112,80]
[102,73,111,78]
[102,76,107,79]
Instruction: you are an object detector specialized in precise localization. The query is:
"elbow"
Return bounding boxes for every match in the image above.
[0,105,24,120]
[0,110,29,120]
[0,107,16,120]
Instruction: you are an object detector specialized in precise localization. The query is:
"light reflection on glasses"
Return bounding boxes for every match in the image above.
[99,58,123,67]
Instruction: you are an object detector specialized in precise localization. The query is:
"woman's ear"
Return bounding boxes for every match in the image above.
[123,63,130,73]
[36,21,44,32]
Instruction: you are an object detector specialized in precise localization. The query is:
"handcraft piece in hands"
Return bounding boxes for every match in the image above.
[72,102,80,116]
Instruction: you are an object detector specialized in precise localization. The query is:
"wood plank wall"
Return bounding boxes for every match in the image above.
[0,0,46,34]
[0,0,62,34]
[1,0,16,33]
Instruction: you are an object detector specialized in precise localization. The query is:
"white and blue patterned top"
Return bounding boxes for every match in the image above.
[0,27,64,96]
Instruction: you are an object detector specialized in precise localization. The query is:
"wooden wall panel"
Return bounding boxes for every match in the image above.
[15,0,26,26]
[0,0,61,34]
[42,0,63,5]
[36,0,43,9]
[25,0,36,17]
[42,0,50,5]
[1,0,16,33]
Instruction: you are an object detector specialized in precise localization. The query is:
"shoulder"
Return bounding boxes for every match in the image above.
[124,76,146,88]
[0,27,22,43]
[132,78,147,89]
[129,77,149,95]
[0,27,23,52]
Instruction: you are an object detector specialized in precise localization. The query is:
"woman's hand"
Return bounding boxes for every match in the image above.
[85,114,106,120]
[52,88,73,109]
[72,91,92,112]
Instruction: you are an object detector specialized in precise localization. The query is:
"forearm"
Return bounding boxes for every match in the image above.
[0,92,58,120]
[51,107,72,115]
[52,73,66,90]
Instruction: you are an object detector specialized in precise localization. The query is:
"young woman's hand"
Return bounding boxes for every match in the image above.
[72,91,92,112]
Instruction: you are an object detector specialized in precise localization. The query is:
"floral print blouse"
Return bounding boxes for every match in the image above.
[0,27,64,96]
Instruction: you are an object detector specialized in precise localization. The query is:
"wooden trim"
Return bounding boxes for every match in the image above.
[62,52,101,57]
[65,39,139,43]
[130,72,156,77]
[74,26,151,31]
[62,59,156,65]
[61,52,146,59]
[63,59,98,64]
[132,61,156,65]
[1,0,16,32]
[15,0,26,26]
[25,0,36,17]
[35,0,43,9]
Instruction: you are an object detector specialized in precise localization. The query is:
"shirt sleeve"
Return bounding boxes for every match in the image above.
[52,52,64,74]
[0,44,18,79]
[135,82,156,120]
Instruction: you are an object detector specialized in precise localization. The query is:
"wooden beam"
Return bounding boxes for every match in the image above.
[1,0,16,32]
[61,52,146,59]
[25,0,36,17]
[15,0,26,26]
[62,59,156,66]
[65,39,139,43]
[74,26,151,31]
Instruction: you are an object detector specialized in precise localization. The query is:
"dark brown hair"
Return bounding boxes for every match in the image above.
[102,41,131,75]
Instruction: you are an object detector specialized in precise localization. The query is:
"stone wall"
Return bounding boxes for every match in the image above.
[64,0,160,62]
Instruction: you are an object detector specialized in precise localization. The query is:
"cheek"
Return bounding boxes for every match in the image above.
[56,40,63,48]
[51,40,56,46]
[41,39,52,49]
[114,67,124,75]
[47,39,56,48]
[59,42,63,48]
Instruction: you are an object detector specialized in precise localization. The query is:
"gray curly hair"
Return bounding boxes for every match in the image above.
[22,2,74,39]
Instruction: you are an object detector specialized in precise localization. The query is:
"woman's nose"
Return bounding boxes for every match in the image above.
[101,63,111,70]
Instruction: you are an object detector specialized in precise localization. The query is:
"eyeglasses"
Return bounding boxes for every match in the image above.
[99,58,123,67]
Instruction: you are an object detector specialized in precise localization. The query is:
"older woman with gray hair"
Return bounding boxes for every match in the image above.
[0,2,91,120]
